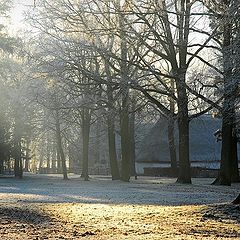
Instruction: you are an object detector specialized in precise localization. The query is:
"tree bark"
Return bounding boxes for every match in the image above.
[0,160,3,174]
[231,130,239,182]
[168,80,177,176]
[107,116,120,180]
[120,106,131,182]
[24,138,30,172]
[213,4,234,186]
[119,7,131,182]
[129,105,137,179]
[175,71,191,184]
[56,144,62,173]
[55,109,68,180]
[51,143,57,173]
[38,142,44,173]
[168,118,178,176]
[216,121,232,185]
[104,58,120,180]
[232,193,240,204]
[81,108,91,181]
[46,134,50,172]
[68,143,74,173]
[14,136,23,178]
[94,119,101,166]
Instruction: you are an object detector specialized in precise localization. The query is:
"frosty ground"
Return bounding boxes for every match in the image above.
[0,174,239,239]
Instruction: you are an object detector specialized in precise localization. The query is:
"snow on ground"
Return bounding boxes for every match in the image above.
[0,174,239,239]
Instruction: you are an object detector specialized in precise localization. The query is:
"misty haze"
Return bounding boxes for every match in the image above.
[0,0,239,239]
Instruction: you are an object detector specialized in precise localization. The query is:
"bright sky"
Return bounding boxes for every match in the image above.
[9,0,34,33]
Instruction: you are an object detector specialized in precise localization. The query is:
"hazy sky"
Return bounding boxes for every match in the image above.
[10,0,34,33]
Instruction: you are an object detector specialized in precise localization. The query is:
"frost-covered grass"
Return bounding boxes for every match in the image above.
[0,173,239,205]
[0,174,239,239]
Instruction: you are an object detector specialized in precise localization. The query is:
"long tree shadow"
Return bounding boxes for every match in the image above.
[201,204,240,224]
[0,206,52,224]
[0,174,239,206]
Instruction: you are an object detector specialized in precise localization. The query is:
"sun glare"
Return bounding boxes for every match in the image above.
[9,0,34,33]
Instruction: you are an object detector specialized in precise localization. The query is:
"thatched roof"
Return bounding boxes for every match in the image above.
[136,115,240,164]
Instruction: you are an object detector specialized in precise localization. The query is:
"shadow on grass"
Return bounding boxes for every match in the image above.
[0,174,239,206]
[190,228,239,238]
[0,207,52,224]
[201,204,240,224]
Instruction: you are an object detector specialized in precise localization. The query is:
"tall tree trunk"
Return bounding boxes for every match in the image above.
[129,103,137,179]
[107,116,120,180]
[24,138,30,172]
[14,136,23,178]
[120,100,130,182]
[168,0,191,183]
[213,5,234,186]
[119,7,131,182]
[68,143,74,173]
[168,118,177,176]
[94,118,101,166]
[176,71,191,184]
[56,145,62,173]
[216,121,232,185]
[55,110,68,180]
[38,142,44,173]
[168,80,177,176]
[46,134,50,172]
[105,58,120,180]
[0,159,3,174]
[0,157,4,174]
[81,108,91,181]
[14,108,23,178]
[231,130,239,182]
[51,143,57,173]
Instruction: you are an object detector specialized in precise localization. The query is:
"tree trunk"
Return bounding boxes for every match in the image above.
[168,118,178,176]
[14,111,23,178]
[56,145,62,173]
[175,71,191,184]
[216,122,232,185]
[14,137,23,178]
[38,143,44,173]
[231,131,239,182]
[120,104,131,182]
[168,78,177,176]
[177,114,190,183]
[51,143,57,173]
[94,119,101,166]
[105,59,120,180]
[68,143,74,173]
[81,108,91,181]
[232,194,240,204]
[24,138,30,172]
[107,117,120,180]
[0,158,4,174]
[46,134,50,172]
[119,8,131,182]
[213,8,234,186]
[55,110,68,180]
[129,105,137,179]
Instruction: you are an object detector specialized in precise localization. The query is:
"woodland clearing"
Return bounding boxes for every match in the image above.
[0,174,239,239]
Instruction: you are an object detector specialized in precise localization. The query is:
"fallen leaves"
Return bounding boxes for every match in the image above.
[0,202,239,239]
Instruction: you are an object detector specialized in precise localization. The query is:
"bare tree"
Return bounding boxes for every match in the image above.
[203,0,240,185]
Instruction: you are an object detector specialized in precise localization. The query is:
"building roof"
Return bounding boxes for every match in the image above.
[136,115,240,164]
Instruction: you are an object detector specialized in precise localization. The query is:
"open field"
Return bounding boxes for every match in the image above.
[0,174,239,239]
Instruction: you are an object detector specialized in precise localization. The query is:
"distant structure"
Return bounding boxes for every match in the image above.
[135,115,240,175]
